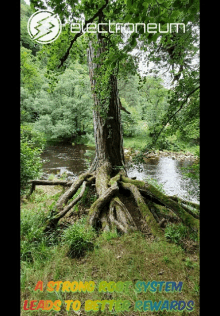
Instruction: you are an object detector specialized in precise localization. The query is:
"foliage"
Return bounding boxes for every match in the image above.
[119,75,169,137]
[61,217,96,257]
[20,46,44,94]
[20,87,36,123]
[21,191,63,265]
[181,150,200,201]
[185,257,194,269]
[21,0,199,151]
[164,222,198,248]
[101,229,118,241]
[20,206,48,262]
[146,24,200,148]
[163,255,170,264]
[20,187,200,316]
[120,98,141,137]
[29,0,199,125]
[144,176,166,194]
[20,0,41,55]
[20,124,46,194]
[28,61,93,142]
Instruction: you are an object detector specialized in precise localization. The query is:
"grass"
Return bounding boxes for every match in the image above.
[123,134,199,156]
[61,217,96,258]
[20,187,199,316]
[123,135,149,151]
[164,223,198,248]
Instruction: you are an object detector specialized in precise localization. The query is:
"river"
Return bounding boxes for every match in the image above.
[40,144,199,203]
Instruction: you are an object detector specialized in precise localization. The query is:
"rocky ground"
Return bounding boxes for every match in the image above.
[124,148,198,162]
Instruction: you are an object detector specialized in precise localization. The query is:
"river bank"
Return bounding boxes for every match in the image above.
[40,143,199,203]
[124,148,198,162]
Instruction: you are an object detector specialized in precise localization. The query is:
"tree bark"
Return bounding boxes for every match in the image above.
[87,36,125,173]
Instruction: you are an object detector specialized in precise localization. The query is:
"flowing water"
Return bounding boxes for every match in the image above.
[40,144,199,203]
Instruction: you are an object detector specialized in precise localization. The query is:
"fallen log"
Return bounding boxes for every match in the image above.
[27,180,72,197]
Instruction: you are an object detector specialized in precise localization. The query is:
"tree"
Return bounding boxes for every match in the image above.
[20,0,41,55]
[20,46,44,94]
[139,5,200,148]
[20,124,45,194]
[33,61,93,142]
[28,0,199,240]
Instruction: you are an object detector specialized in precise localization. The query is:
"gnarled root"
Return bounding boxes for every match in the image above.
[43,172,95,232]
[41,162,199,242]
[121,176,199,224]
[120,181,163,238]
[86,179,119,227]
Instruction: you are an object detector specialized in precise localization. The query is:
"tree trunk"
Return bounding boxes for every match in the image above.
[87,37,125,173]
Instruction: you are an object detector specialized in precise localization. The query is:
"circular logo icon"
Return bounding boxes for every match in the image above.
[27,10,62,44]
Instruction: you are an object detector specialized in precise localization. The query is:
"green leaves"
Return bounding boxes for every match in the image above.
[20,125,45,193]
[20,47,44,94]
[143,0,155,5]
[172,0,183,8]
[24,0,199,160]
[33,61,93,142]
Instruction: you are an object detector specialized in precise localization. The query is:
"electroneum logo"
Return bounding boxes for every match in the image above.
[27,10,62,44]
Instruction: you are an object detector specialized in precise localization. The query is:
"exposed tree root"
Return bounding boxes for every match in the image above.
[120,181,164,237]
[167,195,199,219]
[43,172,95,232]
[55,171,93,212]
[30,163,199,242]
[168,195,200,210]
[113,196,137,231]
[109,199,128,233]
[86,178,119,227]
[121,176,199,229]
[50,181,87,226]
[144,200,161,223]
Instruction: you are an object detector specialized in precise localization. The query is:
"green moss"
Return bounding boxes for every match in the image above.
[121,175,146,189]
[109,173,121,186]
[121,176,199,236]
[145,184,199,231]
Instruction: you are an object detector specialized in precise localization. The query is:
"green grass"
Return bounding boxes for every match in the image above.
[166,135,199,155]
[123,134,199,155]
[123,135,149,150]
[20,188,199,316]
[61,217,96,258]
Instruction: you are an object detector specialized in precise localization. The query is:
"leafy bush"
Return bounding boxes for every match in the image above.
[164,222,198,247]
[20,125,46,194]
[33,62,93,143]
[61,217,96,257]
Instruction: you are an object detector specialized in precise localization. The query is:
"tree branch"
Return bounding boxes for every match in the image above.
[152,85,200,146]
[58,0,109,68]
[119,99,131,114]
